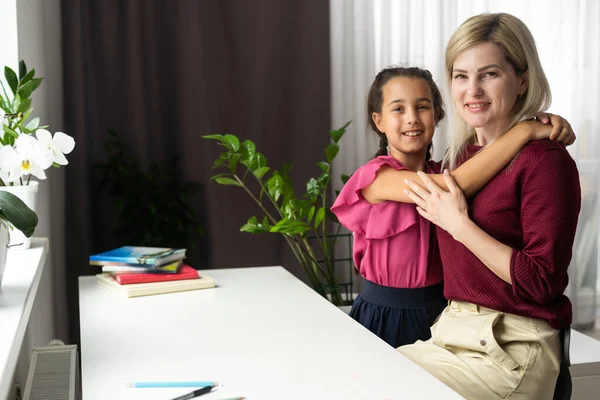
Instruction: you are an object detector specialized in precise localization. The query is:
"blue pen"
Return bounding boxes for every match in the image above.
[125,381,215,388]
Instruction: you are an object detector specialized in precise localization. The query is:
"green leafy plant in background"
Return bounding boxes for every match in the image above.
[95,129,206,255]
[203,121,351,306]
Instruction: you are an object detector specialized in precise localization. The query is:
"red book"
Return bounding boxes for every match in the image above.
[112,265,199,285]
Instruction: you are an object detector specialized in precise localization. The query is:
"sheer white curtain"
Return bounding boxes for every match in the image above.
[330,0,600,328]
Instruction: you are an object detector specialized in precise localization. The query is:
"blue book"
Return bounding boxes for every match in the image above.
[90,246,186,267]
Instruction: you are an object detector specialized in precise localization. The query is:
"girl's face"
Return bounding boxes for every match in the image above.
[372,77,436,161]
[450,41,527,138]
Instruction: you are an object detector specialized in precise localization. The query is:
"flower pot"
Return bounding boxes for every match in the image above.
[0,181,39,250]
[0,222,9,287]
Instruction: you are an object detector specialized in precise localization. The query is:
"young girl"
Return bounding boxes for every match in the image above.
[330,66,574,348]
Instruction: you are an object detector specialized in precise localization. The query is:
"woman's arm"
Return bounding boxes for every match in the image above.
[406,162,580,304]
[362,116,572,204]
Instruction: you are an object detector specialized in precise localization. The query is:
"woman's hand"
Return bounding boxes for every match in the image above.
[534,112,576,145]
[404,170,470,238]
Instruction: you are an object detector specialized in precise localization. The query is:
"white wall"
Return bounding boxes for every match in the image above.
[16,0,67,338]
[3,0,67,397]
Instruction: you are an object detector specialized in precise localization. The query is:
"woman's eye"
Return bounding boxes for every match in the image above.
[418,105,429,110]
[482,71,498,79]
[392,107,402,112]
[453,74,467,80]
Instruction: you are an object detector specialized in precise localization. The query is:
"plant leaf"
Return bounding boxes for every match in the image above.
[325,208,339,223]
[325,143,339,163]
[317,171,330,187]
[25,117,40,131]
[270,219,311,234]
[253,166,270,179]
[306,178,320,201]
[222,134,240,151]
[21,107,33,121]
[266,173,284,202]
[214,177,242,186]
[329,120,352,143]
[4,67,18,94]
[17,78,42,100]
[0,96,9,113]
[202,134,224,141]
[341,174,351,184]
[11,93,21,113]
[240,216,270,233]
[20,68,35,86]
[19,60,27,80]
[317,161,330,173]
[307,205,315,224]
[3,125,19,139]
[239,140,256,162]
[0,191,38,237]
[228,153,240,173]
[212,152,229,169]
[314,207,325,228]
[250,152,267,170]
[17,98,31,114]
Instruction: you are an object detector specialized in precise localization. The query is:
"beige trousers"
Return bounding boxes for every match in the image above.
[398,301,560,400]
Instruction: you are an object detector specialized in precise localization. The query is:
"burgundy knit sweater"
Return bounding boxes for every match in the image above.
[438,139,581,329]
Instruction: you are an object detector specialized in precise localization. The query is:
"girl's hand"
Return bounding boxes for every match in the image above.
[404,170,469,238]
[534,112,576,145]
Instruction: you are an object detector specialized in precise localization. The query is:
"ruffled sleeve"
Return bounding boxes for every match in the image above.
[426,159,442,174]
[331,156,418,238]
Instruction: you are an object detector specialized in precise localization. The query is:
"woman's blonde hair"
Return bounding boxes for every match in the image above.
[442,13,551,170]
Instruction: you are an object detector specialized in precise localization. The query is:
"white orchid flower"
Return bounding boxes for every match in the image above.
[35,129,75,166]
[0,135,53,182]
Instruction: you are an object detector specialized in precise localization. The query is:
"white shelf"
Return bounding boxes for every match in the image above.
[0,238,48,400]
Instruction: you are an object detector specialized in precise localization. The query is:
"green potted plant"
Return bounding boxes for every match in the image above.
[203,122,352,306]
[95,129,208,265]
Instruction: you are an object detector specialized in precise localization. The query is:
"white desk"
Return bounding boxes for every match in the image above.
[78,266,460,400]
[570,330,600,398]
[0,239,48,400]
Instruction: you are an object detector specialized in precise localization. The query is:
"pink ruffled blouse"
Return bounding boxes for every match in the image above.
[331,156,443,288]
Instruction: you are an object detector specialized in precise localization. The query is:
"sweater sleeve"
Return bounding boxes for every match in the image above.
[330,156,418,238]
[510,147,581,304]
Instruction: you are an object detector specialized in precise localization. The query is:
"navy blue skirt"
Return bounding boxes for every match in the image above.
[350,280,446,348]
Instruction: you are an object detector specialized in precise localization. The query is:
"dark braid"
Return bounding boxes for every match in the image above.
[375,135,388,157]
[367,66,445,159]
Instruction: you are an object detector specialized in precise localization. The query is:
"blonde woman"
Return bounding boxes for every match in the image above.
[400,13,580,400]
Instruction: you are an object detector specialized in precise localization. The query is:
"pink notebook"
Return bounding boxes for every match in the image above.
[112,264,198,285]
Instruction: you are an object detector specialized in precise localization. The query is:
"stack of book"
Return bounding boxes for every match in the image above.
[90,246,215,298]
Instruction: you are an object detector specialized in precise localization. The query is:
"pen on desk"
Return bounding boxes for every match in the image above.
[125,381,215,388]
[217,398,246,400]
[169,385,216,400]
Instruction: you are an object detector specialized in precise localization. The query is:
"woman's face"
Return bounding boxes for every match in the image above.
[372,77,436,160]
[450,42,527,137]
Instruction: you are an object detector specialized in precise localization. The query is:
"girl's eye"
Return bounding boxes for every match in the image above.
[392,107,403,112]
[453,74,467,80]
[418,105,429,110]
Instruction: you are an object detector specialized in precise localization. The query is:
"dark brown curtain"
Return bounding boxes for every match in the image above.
[62,0,330,342]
